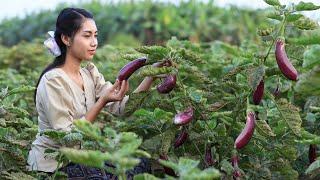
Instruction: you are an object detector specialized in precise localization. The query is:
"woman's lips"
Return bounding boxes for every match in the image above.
[88,50,96,55]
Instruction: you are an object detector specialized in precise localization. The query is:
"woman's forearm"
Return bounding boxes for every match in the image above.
[133,77,155,93]
[84,97,108,123]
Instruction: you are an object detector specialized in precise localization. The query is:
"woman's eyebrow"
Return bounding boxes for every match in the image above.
[83,30,98,34]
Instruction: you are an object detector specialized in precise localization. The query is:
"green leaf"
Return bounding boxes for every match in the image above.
[288,34,320,45]
[177,158,200,174]
[133,173,160,180]
[42,129,67,140]
[286,14,303,22]
[6,85,35,97]
[159,159,179,171]
[302,45,320,69]
[294,17,319,30]
[256,120,276,137]
[296,2,320,11]
[305,160,320,174]
[220,159,234,175]
[295,66,320,96]
[248,65,265,90]
[276,98,302,136]
[266,12,283,21]
[60,148,109,168]
[74,119,103,141]
[264,0,281,6]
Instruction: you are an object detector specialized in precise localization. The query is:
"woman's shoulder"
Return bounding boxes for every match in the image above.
[42,68,64,81]
[81,62,101,79]
[39,68,68,89]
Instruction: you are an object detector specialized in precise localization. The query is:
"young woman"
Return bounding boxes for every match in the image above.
[27,7,163,179]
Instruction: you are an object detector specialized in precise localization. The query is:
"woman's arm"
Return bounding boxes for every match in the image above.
[85,80,128,123]
[133,76,155,93]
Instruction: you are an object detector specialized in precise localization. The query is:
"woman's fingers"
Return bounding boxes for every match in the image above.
[118,80,127,97]
[112,79,121,91]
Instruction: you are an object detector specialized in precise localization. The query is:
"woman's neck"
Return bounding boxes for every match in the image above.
[60,52,82,76]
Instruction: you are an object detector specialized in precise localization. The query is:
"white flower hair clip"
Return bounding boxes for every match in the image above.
[43,31,61,57]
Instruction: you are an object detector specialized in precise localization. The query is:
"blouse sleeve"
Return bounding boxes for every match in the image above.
[39,74,76,132]
[85,62,129,116]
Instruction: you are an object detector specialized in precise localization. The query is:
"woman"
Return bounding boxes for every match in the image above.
[27,7,161,179]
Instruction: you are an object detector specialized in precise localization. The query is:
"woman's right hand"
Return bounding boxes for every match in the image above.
[101,80,129,103]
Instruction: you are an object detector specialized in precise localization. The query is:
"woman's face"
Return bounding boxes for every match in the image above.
[69,18,98,61]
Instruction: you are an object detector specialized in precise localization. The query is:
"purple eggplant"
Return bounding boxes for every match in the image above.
[174,107,194,126]
[275,39,298,81]
[273,85,281,97]
[174,128,189,148]
[253,79,264,105]
[205,144,215,167]
[309,144,317,164]
[118,57,147,81]
[231,155,241,180]
[235,112,256,149]
[159,154,177,177]
[157,74,177,94]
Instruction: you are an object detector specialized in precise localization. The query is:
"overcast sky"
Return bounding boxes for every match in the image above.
[0,0,319,22]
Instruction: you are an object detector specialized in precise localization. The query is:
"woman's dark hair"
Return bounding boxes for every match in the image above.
[34,8,93,103]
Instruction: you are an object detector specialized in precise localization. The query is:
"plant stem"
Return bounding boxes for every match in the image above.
[263,15,287,63]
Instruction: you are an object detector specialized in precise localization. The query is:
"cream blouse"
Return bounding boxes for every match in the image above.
[27,62,129,172]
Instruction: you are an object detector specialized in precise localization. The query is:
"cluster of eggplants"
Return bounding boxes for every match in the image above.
[309,144,317,164]
[234,112,256,149]
[231,155,241,180]
[157,74,177,94]
[253,79,264,105]
[174,107,194,126]
[275,39,298,81]
[174,128,189,148]
[159,154,177,177]
[205,144,215,167]
[117,57,147,81]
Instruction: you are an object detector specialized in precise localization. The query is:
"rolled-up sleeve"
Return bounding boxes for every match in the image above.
[86,62,129,116]
[40,76,75,131]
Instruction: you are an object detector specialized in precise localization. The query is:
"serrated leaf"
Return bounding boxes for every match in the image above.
[288,34,320,45]
[302,45,320,69]
[276,98,302,136]
[296,2,320,11]
[248,65,265,90]
[286,14,303,22]
[73,119,103,141]
[134,173,160,180]
[60,148,109,168]
[264,0,281,6]
[294,17,319,30]
[306,160,320,174]
[266,12,283,21]
[220,159,234,175]
[256,120,276,137]
[295,66,320,96]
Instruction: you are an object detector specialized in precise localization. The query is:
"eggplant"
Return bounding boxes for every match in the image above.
[157,74,177,94]
[205,144,215,167]
[253,79,264,105]
[235,112,256,149]
[174,107,194,126]
[273,85,281,97]
[309,144,317,164]
[117,57,147,81]
[231,155,241,180]
[174,128,189,148]
[275,39,298,81]
[159,154,177,177]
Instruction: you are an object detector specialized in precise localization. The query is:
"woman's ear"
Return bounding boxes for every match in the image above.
[61,34,71,47]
